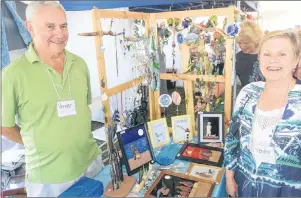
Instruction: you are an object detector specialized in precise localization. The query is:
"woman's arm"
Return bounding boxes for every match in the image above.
[223,96,244,197]
[223,83,252,173]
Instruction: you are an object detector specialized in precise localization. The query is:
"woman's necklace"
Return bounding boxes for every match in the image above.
[255,80,293,131]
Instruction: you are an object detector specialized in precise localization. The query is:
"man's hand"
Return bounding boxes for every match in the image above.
[226,170,238,197]
[2,125,23,144]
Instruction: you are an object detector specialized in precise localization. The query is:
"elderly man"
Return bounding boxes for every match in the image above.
[2,2,103,197]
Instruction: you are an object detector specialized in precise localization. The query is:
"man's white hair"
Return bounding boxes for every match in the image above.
[25,1,65,21]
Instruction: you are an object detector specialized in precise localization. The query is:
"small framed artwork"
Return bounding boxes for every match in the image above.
[145,170,215,197]
[185,163,224,184]
[198,112,224,143]
[147,118,170,149]
[117,123,154,176]
[176,143,224,167]
[171,115,193,143]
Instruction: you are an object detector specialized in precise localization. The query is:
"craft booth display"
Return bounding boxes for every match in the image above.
[77,6,243,197]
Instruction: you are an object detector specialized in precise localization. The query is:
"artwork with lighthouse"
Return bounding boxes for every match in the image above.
[206,122,212,137]
[171,115,193,143]
[198,113,224,143]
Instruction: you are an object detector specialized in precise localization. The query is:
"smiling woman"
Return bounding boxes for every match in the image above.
[258,31,300,83]
[224,30,301,197]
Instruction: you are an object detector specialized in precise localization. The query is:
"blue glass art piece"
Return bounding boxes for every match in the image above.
[225,23,240,37]
[156,144,181,166]
[158,94,172,108]
[177,33,184,44]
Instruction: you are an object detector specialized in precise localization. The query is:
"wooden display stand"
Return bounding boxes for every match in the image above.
[80,6,240,196]
[89,9,149,197]
[88,7,239,133]
[149,8,238,136]
[104,176,136,197]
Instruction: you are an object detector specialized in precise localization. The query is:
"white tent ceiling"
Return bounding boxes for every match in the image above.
[258,1,301,31]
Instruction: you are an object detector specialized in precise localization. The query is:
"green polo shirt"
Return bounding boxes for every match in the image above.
[2,43,100,183]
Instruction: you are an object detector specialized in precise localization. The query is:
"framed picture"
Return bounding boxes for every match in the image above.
[171,115,193,143]
[176,143,224,167]
[185,163,224,184]
[147,118,170,149]
[145,170,215,197]
[198,112,224,143]
[117,123,154,176]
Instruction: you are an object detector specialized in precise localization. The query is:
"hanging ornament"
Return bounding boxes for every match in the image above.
[182,18,192,29]
[177,33,184,44]
[159,94,172,108]
[207,15,218,28]
[167,18,173,26]
[225,23,240,37]
[159,94,172,117]
[163,28,172,38]
[150,29,160,91]
[172,91,181,115]
[174,18,181,26]
[189,25,202,34]
[184,33,198,42]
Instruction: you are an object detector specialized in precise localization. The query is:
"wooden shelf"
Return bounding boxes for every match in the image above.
[94,9,149,20]
[106,75,147,97]
[154,7,234,19]
[160,73,225,83]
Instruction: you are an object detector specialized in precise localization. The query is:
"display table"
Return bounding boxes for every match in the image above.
[93,158,227,197]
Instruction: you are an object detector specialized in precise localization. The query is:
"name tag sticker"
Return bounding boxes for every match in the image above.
[57,100,77,117]
[254,145,276,165]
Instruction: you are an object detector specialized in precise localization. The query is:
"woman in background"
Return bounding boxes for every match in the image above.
[235,20,265,88]
[215,20,264,98]
[224,30,301,197]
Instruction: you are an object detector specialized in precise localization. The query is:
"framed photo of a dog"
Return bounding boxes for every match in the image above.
[198,112,224,143]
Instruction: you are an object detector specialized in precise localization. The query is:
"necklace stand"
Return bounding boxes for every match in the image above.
[104,111,137,197]
[104,176,136,197]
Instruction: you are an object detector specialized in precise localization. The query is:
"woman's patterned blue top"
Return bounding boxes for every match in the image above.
[224,81,301,197]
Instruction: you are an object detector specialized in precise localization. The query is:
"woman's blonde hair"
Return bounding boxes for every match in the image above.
[259,30,300,58]
[295,28,301,56]
[236,20,263,44]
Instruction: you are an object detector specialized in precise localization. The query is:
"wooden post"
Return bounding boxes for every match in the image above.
[92,8,112,128]
[223,7,235,134]
[148,13,161,120]
[179,43,196,136]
